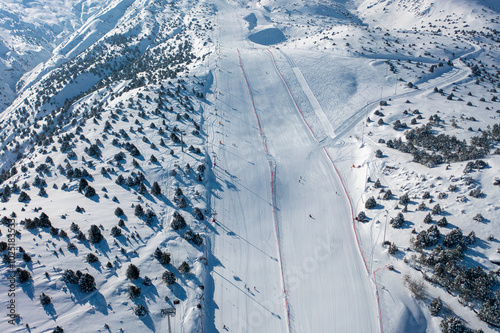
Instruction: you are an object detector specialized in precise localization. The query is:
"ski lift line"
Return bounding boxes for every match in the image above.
[237,49,291,333]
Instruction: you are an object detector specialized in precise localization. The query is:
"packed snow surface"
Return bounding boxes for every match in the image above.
[0,0,500,332]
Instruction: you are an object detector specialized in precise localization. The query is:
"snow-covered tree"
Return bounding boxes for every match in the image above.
[88,225,103,243]
[161,268,176,285]
[126,264,140,280]
[429,297,442,316]
[365,197,377,209]
[390,213,405,228]
[151,182,161,196]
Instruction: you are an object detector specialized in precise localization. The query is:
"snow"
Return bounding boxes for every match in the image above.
[206,1,379,331]
[0,0,500,332]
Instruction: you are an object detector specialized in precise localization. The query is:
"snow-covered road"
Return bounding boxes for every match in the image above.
[207,2,379,332]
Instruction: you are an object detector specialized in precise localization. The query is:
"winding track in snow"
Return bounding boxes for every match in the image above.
[206,1,482,332]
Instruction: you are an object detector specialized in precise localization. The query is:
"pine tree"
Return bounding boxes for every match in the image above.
[111,226,122,236]
[171,212,186,230]
[388,243,398,255]
[428,297,442,316]
[88,225,103,243]
[178,261,190,273]
[437,217,448,227]
[126,264,140,280]
[78,273,96,293]
[478,295,500,326]
[162,271,176,285]
[18,191,30,202]
[432,204,442,215]
[440,317,469,333]
[399,193,410,205]
[129,285,141,299]
[40,293,51,305]
[390,213,405,228]
[151,182,161,196]
[365,197,377,209]
[134,204,144,217]
[134,304,147,316]
[114,207,124,216]
[18,269,31,283]
[84,185,96,197]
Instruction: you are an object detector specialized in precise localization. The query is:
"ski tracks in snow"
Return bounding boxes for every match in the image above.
[237,48,292,333]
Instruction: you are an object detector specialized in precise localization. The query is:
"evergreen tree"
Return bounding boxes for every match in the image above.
[114,207,124,216]
[134,204,144,217]
[78,273,96,293]
[171,212,186,230]
[178,261,190,273]
[162,270,176,285]
[129,285,141,299]
[40,293,51,305]
[126,264,140,280]
[134,304,147,316]
[390,213,405,228]
[388,243,398,255]
[432,204,442,215]
[399,193,410,205]
[365,197,377,209]
[88,225,103,243]
[151,182,161,196]
[429,297,442,316]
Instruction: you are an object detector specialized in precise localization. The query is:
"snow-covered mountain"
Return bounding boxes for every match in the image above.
[0,0,108,112]
[0,0,499,332]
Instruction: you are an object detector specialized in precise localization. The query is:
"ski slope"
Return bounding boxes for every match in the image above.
[207,1,379,332]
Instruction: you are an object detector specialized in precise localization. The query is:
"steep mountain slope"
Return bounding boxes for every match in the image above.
[0,0,499,332]
[0,0,215,331]
[0,0,107,112]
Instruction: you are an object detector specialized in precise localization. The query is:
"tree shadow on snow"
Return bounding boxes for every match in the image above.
[75,288,109,315]
[95,237,111,257]
[169,283,187,301]
[138,311,156,332]
[21,281,35,300]
[43,302,57,319]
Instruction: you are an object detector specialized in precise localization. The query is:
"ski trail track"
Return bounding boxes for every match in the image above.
[207,0,381,330]
[238,48,379,332]
[208,3,287,332]
[237,48,292,333]
[205,2,484,332]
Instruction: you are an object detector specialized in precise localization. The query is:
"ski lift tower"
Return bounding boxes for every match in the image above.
[161,307,176,333]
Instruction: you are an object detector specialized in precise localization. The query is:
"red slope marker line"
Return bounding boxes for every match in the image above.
[237,49,268,155]
[323,150,369,274]
[267,48,383,333]
[266,49,318,141]
[237,49,292,333]
[266,48,370,274]
[372,265,392,333]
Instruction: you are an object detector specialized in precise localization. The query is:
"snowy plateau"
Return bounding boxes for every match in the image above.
[0,0,500,332]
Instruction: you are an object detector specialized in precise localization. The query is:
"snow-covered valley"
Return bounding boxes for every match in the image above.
[1,0,500,332]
